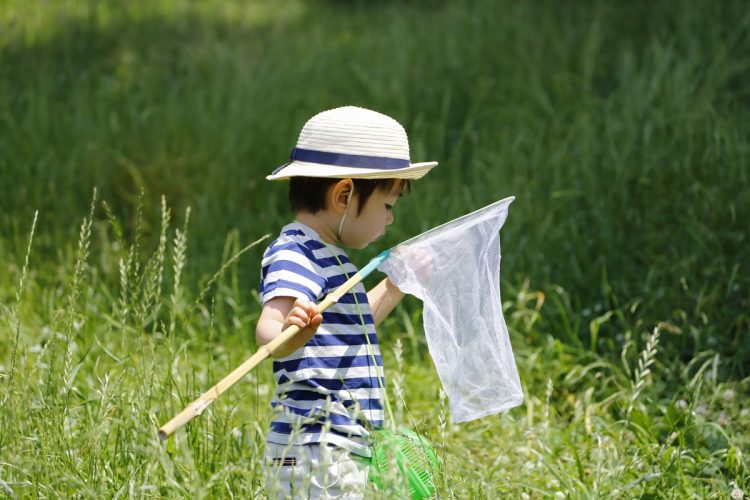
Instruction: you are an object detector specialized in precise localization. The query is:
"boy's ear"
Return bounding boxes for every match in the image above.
[330,179,354,214]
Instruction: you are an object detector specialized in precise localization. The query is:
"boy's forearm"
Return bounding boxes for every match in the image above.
[256,318,305,359]
[367,277,405,327]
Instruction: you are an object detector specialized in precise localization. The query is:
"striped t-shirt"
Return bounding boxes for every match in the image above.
[259,222,384,457]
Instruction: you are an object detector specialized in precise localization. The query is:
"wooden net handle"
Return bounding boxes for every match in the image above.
[157,268,368,440]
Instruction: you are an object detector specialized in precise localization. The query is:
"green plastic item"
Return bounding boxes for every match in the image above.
[369,428,443,499]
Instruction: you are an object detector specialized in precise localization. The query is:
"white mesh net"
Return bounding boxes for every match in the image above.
[378,197,523,422]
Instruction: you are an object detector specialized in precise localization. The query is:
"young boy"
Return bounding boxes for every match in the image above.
[256,106,437,498]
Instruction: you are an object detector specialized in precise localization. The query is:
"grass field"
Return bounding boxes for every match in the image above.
[1,0,749,497]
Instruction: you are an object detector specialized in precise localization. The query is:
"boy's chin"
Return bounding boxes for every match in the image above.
[367,233,385,247]
[346,233,384,250]
[350,240,376,250]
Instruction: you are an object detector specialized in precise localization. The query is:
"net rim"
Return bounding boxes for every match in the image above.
[395,196,515,248]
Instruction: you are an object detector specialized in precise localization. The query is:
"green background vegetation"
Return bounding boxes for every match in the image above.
[1,0,748,497]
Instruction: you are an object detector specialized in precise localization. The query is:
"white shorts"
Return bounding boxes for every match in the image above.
[263,441,370,499]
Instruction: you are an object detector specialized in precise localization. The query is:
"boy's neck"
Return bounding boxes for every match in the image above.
[295,210,341,246]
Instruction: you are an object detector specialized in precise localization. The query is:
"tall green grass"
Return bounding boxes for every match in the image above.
[1,0,749,496]
[1,196,747,497]
[2,0,747,370]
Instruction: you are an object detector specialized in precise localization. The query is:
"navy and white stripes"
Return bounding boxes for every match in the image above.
[259,223,384,457]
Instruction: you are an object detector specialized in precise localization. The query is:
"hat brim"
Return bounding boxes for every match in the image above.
[266,160,438,181]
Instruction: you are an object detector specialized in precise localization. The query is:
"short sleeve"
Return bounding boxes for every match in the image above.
[260,241,326,304]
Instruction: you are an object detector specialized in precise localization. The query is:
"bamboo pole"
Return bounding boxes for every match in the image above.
[157,249,391,440]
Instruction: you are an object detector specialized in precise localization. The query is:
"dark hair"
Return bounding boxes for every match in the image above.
[289,177,411,214]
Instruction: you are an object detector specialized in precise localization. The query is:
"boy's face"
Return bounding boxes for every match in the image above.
[344,184,402,249]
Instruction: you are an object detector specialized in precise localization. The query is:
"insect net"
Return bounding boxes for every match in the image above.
[378,197,523,422]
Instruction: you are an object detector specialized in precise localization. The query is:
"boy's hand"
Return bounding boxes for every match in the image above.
[391,245,435,282]
[256,297,323,358]
[407,246,435,279]
[284,299,323,339]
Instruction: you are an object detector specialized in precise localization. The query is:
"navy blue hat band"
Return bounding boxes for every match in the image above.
[287,147,410,171]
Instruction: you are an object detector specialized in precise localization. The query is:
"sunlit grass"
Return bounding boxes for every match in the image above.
[1,198,748,497]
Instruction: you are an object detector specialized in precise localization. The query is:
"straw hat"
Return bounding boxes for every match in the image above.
[267,106,438,180]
